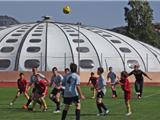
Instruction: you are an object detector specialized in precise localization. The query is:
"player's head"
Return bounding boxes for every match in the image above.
[90,72,94,77]
[134,65,139,71]
[121,71,128,80]
[52,67,58,75]
[109,67,112,71]
[64,68,70,74]
[70,63,77,73]
[97,67,104,75]
[19,72,24,79]
[32,67,38,74]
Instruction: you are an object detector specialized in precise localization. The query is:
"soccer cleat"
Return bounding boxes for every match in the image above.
[9,102,13,106]
[96,113,104,116]
[138,96,142,99]
[125,112,132,116]
[53,110,61,114]
[112,95,116,98]
[43,108,48,112]
[22,105,28,109]
[105,110,110,114]
[91,96,95,99]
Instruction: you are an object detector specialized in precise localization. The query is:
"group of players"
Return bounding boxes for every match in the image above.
[9,63,152,120]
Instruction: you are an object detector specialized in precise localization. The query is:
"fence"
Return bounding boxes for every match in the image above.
[0,52,159,72]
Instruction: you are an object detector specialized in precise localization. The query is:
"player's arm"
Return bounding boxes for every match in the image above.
[76,85,85,99]
[87,78,91,85]
[107,73,110,81]
[128,71,133,76]
[38,73,49,83]
[142,71,152,80]
[49,78,54,87]
[76,75,85,99]
[26,82,32,91]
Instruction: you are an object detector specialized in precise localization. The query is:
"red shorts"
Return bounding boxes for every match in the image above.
[124,92,131,100]
[18,88,26,94]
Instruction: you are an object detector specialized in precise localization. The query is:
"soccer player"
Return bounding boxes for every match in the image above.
[128,65,152,99]
[87,72,97,99]
[61,63,85,120]
[96,67,109,116]
[23,67,48,110]
[31,79,48,111]
[10,73,29,106]
[107,67,117,98]
[119,71,132,116]
[62,68,70,97]
[49,67,63,113]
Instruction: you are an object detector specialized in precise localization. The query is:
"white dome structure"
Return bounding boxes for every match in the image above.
[0,18,160,72]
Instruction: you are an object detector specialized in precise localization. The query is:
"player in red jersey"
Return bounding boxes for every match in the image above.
[10,73,29,106]
[119,71,132,116]
[87,72,97,99]
[31,80,48,111]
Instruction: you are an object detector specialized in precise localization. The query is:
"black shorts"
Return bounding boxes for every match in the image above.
[97,91,105,98]
[32,88,36,93]
[50,88,61,96]
[63,96,80,105]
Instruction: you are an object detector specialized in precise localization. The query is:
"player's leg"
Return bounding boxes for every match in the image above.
[55,92,61,112]
[40,96,47,111]
[24,92,29,100]
[74,96,81,120]
[61,102,70,120]
[139,81,144,98]
[125,99,132,116]
[93,88,96,98]
[91,87,95,98]
[135,81,140,98]
[96,91,109,116]
[10,91,21,105]
[111,84,117,98]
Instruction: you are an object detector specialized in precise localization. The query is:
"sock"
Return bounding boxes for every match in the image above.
[61,110,68,120]
[56,102,60,110]
[100,103,107,111]
[127,103,131,113]
[113,90,117,97]
[75,109,80,120]
[26,98,32,106]
[97,103,102,113]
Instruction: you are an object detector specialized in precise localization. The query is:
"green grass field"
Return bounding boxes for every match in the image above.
[0,86,160,120]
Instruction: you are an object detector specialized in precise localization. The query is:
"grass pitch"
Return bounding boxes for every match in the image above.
[0,85,160,120]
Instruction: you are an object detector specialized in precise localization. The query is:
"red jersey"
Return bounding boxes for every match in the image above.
[17,78,27,91]
[120,78,131,100]
[36,80,47,95]
[89,77,97,86]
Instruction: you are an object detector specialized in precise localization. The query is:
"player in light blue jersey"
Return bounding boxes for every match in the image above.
[107,67,118,98]
[96,67,109,116]
[49,67,63,113]
[61,63,85,120]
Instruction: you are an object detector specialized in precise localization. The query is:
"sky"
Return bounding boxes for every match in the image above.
[0,0,159,28]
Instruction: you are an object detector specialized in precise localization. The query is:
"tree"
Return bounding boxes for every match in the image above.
[124,0,160,48]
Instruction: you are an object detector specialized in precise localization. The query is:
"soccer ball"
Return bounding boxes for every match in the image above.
[63,5,71,14]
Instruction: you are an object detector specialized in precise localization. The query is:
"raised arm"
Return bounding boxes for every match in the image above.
[128,71,133,76]
[142,71,152,80]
